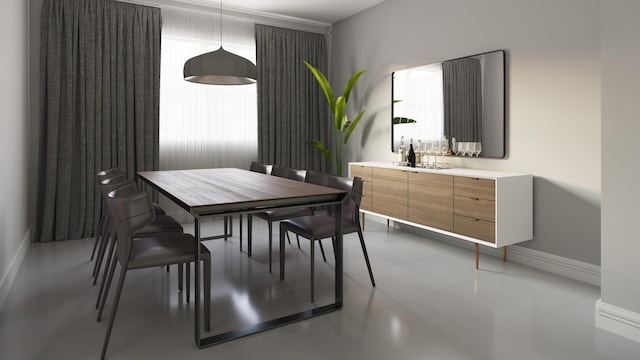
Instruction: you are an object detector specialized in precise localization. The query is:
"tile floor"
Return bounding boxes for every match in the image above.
[1,219,639,360]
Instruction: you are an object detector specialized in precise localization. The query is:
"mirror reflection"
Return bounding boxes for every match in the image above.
[392,50,505,158]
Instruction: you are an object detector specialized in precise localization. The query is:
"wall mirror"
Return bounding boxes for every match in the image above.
[391,50,505,158]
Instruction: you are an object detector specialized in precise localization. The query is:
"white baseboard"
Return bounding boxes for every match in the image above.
[381,220,601,286]
[596,300,640,342]
[0,229,30,311]
[505,245,600,286]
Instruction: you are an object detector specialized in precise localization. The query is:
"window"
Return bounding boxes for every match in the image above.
[160,9,257,171]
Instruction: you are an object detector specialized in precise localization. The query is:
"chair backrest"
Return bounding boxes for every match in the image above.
[100,175,132,198]
[97,168,123,182]
[271,165,306,181]
[305,170,330,187]
[328,176,363,225]
[108,181,139,198]
[106,191,155,264]
[249,161,273,175]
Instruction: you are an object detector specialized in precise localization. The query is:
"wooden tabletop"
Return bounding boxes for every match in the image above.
[138,168,346,216]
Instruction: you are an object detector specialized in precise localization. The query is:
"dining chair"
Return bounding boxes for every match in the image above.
[92,173,131,279]
[91,169,126,261]
[92,169,167,262]
[279,175,375,301]
[93,176,181,284]
[94,180,184,309]
[236,161,273,253]
[249,161,273,175]
[98,191,211,360]
[247,165,310,272]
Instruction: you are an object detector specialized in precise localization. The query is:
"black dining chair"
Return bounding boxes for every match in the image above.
[279,176,375,301]
[91,169,127,261]
[98,191,211,360]
[247,165,311,272]
[237,161,273,253]
[92,169,167,262]
[94,180,185,309]
[92,173,130,280]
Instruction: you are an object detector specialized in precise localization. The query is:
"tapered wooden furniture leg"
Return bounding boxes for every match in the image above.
[503,246,507,262]
[475,243,480,269]
[362,213,366,231]
[387,219,390,228]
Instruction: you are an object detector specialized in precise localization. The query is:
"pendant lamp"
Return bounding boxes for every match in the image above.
[183,1,257,85]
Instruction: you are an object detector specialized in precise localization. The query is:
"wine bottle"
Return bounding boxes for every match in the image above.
[408,138,416,168]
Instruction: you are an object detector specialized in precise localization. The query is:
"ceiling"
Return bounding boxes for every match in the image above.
[171,0,386,24]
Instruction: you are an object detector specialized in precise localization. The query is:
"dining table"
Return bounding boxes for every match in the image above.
[137,168,347,348]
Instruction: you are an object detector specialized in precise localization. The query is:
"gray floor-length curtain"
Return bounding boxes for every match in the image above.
[443,58,482,142]
[255,24,329,172]
[36,0,161,242]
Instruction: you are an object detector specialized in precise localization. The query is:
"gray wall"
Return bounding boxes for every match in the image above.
[601,0,640,313]
[0,0,30,309]
[331,0,602,265]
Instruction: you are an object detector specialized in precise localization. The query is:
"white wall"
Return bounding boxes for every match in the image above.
[0,0,30,309]
[331,0,601,265]
[601,0,640,315]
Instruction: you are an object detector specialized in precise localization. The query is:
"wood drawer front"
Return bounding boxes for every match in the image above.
[350,165,373,197]
[408,172,453,231]
[454,176,495,201]
[360,195,373,212]
[372,168,407,219]
[454,215,495,243]
[454,195,495,222]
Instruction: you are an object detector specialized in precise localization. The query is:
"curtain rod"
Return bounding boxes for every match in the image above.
[118,0,331,34]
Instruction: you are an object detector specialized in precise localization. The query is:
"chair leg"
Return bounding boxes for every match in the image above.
[279,226,286,280]
[186,262,190,303]
[247,214,253,257]
[268,221,273,273]
[178,263,183,294]
[284,230,291,245]
[331,236,336,257]
[95,234,117,307]
[100,265,128,360]
[90,215,105,261]
[204,259,211,332]
[318,240,327,262]
[310,238,315,302]
[224,216,228,241]
[296,235,301,249]
[94,230,116,285]
[357,229,376,287]
[92,220,111,278]
[97,255,118,322]
[239,215,243,252]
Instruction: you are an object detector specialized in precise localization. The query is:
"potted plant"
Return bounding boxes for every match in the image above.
[304,60,366,176]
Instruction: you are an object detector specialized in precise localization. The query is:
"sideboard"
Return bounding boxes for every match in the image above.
[349,162,533,268]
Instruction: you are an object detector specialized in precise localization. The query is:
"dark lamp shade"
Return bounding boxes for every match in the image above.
[183,47,257,85]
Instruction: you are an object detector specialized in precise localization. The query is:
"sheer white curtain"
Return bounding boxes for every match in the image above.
[160,9,257,171]
[159,9,257,221]
[394,63,444,143]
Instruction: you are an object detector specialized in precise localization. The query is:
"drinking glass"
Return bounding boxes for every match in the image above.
[475,142,482,157]
[440,137,449,168]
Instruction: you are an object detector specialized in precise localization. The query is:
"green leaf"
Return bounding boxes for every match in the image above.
[344,110,365,144]
[334,96,347,130]
[343,69,365,103]
[304,61,336,113]
[308,140,333,163]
